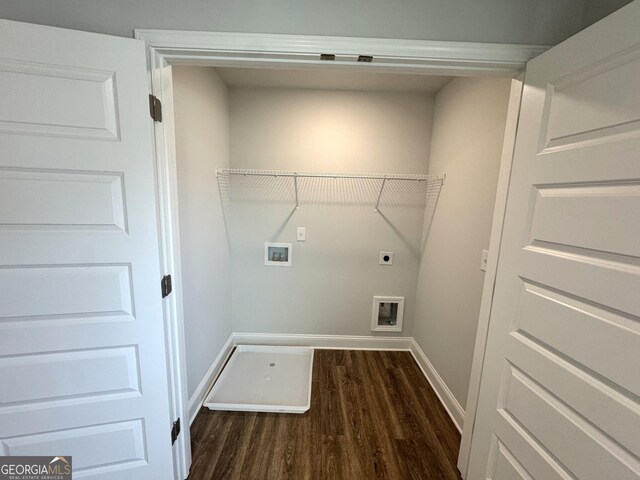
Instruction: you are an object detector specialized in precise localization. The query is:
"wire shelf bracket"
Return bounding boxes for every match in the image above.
[293,173,299,209]
[374,177,388,213]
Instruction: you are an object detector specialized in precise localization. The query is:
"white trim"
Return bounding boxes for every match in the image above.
[136,30,547,76]
[148,54,192,479]
[456,75,524,478]
[141,30,531,479]
[187,334,235,426]
[232,332,413,351]
[409,339,464,433]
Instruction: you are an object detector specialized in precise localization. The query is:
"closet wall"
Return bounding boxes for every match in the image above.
[172,67,514,418]
[413,77,512,412]
[172,67,233,399]
[228,87,435,335]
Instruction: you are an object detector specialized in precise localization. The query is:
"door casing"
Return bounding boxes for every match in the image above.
[135,29,538,479]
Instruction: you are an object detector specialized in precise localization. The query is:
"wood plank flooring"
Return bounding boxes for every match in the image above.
[188,350,463,480]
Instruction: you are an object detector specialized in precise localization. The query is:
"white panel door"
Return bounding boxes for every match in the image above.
[0,19,174,479]
[467,3,640,479]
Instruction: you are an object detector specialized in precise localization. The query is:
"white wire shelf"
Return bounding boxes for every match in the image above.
[216,167,445,212]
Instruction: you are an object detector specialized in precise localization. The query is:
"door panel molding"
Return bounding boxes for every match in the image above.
[0,18,173,480]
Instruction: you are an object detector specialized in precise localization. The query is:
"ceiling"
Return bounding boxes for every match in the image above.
[214,67,452,93]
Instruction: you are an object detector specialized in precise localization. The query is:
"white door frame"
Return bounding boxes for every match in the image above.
[134,29,540,479]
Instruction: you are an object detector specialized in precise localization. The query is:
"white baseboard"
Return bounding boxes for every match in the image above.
[409,338,465,433]
[187,334,235,426]
[232,332,414,351]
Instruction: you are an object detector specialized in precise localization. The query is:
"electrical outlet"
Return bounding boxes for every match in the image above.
[379,251,394,265]
[480,249,489,272]
[297,227,306,241]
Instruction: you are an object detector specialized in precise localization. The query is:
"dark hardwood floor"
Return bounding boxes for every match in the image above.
[188,350,463,480]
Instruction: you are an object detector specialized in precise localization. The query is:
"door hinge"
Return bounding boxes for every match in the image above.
[171,418,181,445]
[161,274,172,298]
[149,94,163,122]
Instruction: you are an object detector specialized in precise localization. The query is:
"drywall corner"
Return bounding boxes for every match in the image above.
[412,76,512,408]
[173,66,233,400]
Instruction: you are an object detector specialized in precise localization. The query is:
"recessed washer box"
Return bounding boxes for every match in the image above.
[372,296,405,332]
[264,242,292,266]
[204,345,314,414]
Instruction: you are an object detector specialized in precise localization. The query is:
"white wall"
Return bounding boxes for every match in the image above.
[412,77,512,410]
[228,87,434,336]
[172,67,233,399]
[0,0,586,46]
[230,88,432,174]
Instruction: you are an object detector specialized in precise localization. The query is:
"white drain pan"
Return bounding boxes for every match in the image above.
[204,345,314,414]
